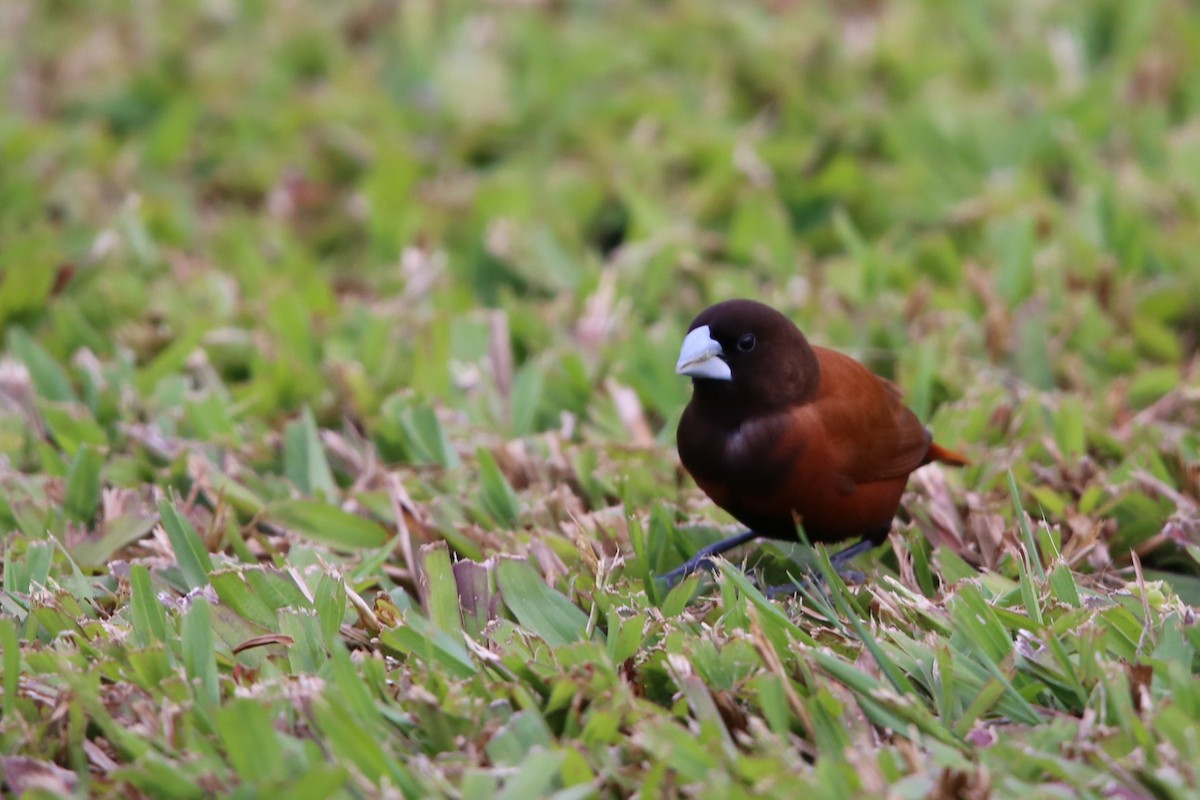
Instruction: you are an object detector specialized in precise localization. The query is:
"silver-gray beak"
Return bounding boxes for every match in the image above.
[675,325,732,381]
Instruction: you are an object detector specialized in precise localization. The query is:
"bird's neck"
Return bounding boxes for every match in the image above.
[689,380,750,429]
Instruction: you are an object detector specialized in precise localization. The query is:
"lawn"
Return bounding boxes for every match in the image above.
[2,0,1199,797]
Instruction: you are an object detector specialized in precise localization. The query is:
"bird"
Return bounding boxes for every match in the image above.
[665,299,968,586]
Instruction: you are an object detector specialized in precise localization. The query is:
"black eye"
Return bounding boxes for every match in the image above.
[737,333,756,352]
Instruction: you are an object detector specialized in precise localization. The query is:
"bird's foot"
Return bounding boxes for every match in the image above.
[659,532,882,593]
[828,537,878,569]
[762,567,866,598]
[760,537,878,597]
[658,528,761,587]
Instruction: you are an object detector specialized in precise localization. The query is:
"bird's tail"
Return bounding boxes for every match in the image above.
[925,442,970,467]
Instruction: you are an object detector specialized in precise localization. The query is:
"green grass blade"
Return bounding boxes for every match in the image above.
[181,596,220,709]
[130,564,169,647]
[476,448,521,528]
[313,572,346,650]
[496,556,591,647]
[159,498,214,589]
[1007,470,1046,579]
[419,541,463,634]
[215,699,285,783]
[7,328,77,402]
[283,405,337,499]
[266,499,390,550]
[0,616,19,718]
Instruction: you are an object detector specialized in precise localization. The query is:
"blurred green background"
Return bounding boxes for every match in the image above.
[6,0,1197,426]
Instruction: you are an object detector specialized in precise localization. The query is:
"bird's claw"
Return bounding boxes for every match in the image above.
[659,556,717,587]
[762,567,866,598]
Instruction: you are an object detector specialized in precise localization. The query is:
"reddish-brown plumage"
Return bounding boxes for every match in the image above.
[674,299,967,564]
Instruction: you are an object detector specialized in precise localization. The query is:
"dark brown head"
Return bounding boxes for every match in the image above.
[675,299,819,415]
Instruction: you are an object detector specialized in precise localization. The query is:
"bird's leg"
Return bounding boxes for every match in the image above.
[659,528,761,586]
[827,537,879,580]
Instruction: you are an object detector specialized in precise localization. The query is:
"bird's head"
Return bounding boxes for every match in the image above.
[675,299,819,411]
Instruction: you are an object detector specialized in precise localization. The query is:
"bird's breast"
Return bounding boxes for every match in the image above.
[679,405,814,504]
[679,402,907,540]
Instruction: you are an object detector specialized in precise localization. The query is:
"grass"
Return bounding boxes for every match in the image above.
[2,0,1200,797]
